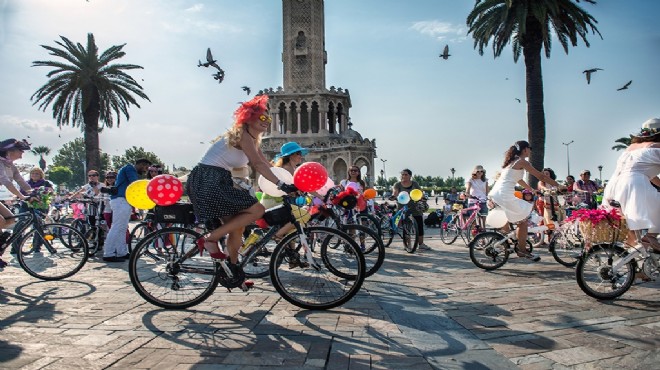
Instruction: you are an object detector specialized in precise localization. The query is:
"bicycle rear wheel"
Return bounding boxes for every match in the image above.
[379,215,394,247]
[469,231,510,270]
[16,223,88,280]
[342,224,385,277]
[128,222,151,254]
[270,226,366,310]
[575,243,634,300]
[440,218,459,245]
[128,227,220,309]
[401,216,418,253]
[356,213,382,242]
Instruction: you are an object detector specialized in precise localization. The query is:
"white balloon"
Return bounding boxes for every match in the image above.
[486,208,508,228]
[258,167,294,197]
[315,177,335,196]
[345,181,360,192]
[397,191,410,205]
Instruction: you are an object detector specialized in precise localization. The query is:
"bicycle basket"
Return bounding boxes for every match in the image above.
[451,203,464,211]
[154,203,196,224]
[263,204,292,226]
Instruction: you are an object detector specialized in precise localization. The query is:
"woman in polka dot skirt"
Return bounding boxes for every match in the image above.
[186,95,296,288]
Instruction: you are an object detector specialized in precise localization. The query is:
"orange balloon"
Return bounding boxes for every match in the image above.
[514,190,523,199]
[363,188,377,200]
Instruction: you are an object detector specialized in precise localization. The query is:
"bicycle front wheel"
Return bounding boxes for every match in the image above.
[379,215,394,248]
[17,223,89,280]
[342,224,385,277]
[549,229,582,268]
[270,226,366,310]
[356,213,382,242]
[575,243,634,300]
[401,216,418,253]
[440,218,459,245]
[241,234,277,279]
[469,231,510,270]
[128,227,220,309]
[128,222,151,254]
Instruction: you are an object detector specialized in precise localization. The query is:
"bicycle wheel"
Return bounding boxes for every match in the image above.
[401,216,418,253]
[529,231,544,248]
[465,219,481,243]
[440,218,459,245]
[241,233,277,279]
[575,243,634,300]
[16,223,88,280]
[379,215,394,248]
[549,229,583,268]
[128,222,151,254]
[356,213,382,242]
[342,224,385,277]
[270,226,366,310]
[469,231,510,270]
[83,227,101,256]
[129,227,220,309]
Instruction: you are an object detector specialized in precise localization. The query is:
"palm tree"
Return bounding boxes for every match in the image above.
[31,33,150,172]
[30,145,51,171]
[611,136,631,151]
[467,0,601,186]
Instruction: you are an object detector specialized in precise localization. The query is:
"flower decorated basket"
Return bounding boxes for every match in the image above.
[566,208,628,248]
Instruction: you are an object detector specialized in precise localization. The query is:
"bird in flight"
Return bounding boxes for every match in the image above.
[439,45,450,60]
[617,80,632,91]
[198,48,225,83]
[241,86,251,95]
[515,98,521,103]
[582,68,603,84]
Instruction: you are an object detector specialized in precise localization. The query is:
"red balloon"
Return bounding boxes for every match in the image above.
[147,174,184,206]
[293,162,328,193]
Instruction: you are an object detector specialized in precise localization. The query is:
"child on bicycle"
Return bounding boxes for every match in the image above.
[187,95,296,288]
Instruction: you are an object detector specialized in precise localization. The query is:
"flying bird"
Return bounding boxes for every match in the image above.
[582,68,603,84]
[617,80,632,91]
[515,98,521,103]
[438,45,450,60]
[241,86,251,95]
[212,71,225,83]
[198,48,226,84]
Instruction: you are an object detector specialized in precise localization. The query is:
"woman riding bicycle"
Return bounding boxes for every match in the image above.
[0,139,32,267]
[465,165,489,230]
[489,140,561,262]
[186,95,296,287]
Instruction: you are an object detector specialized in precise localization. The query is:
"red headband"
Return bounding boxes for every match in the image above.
[234,95,269,125]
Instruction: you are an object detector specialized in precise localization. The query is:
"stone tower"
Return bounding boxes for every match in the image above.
[259,0,377,185]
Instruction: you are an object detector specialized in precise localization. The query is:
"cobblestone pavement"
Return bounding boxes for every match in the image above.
[1,228,658,369]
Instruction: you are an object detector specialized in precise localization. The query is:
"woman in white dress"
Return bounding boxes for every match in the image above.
[490,140,561,261]
[603,118,660,251]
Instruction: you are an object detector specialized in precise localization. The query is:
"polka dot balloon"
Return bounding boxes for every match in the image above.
[147,174,184,206]
[293,162,328,193]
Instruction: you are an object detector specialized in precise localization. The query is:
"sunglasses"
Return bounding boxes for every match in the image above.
[88,174,99,177]
[106,176,116,179]
[258,115,272,123]
[350,169,359,172]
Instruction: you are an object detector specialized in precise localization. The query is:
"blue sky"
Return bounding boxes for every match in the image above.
[1,0,659,184]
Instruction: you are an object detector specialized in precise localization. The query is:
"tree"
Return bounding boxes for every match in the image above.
[611,136,631,151]
[111,146,163,170]
[51,138,111,187]
[467,0,601,187]
[47,166,73,188]
[31,33,150,173]
[30,145,51,171]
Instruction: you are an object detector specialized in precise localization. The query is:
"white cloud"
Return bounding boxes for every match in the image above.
[185,4,204,13]
[0,114,58,133]
[410,20,467,42]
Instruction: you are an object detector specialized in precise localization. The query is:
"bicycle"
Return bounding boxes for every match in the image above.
[380,201,418,253]
[69,197,107,256]
[128,196,366,310]
[0,194,88,280]
[575,202,658,299]
[440,196,484,245]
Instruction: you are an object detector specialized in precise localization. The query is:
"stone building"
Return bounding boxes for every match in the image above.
[258,0,377,185]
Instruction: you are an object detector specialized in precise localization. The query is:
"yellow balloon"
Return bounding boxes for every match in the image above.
[126,179,156,210]
[410,189,423,202]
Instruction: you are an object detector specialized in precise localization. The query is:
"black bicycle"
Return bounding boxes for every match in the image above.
[0,197,88,280]
[128,197,366,310]
[69,197,107,256]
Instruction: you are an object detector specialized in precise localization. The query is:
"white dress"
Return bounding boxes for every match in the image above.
[603,147,660,232]
[489,161,533,223]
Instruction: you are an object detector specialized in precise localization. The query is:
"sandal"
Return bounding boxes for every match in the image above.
[641,235,660,253]
[514,246,541,262]
[195,237,228,260]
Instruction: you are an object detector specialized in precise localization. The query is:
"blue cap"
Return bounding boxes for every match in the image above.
[275,142,309,159]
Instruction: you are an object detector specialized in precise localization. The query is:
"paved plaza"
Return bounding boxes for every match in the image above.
[1,228,659,369]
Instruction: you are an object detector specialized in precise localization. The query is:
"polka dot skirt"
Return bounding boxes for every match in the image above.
[186,164,257,223]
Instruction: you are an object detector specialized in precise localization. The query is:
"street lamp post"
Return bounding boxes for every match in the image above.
[597,165,603,184]
[380,158,387,183]
[450,168,455,184]
[562,140,574,176]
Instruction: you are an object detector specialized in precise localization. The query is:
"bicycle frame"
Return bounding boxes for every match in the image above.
[389,204,410,234]
[3,207,57,254]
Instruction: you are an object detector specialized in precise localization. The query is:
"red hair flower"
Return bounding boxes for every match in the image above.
[234,95,269,126]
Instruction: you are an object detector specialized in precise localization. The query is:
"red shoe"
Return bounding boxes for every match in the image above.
[195,237,228,259]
